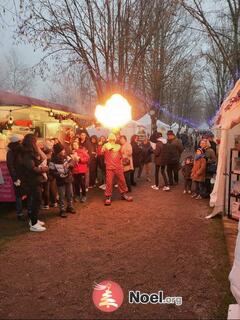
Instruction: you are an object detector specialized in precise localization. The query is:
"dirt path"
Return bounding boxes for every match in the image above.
[0,179,233,319]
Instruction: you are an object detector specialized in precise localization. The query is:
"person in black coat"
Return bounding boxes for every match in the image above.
[6,135,25,220]
[89,135,98,188]
[151,133,170,191]
[22,134,48,232]
[130,135,142,186]
[139,138,152,181]
[166,130,184,185]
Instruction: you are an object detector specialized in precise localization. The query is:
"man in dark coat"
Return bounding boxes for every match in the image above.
[130,135,142,186]
[166,130,184,185]
[151,133,170,191]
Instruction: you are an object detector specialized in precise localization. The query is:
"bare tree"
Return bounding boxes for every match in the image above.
[49,63,96,114]
[0,48,35,95]
[180,0,240,119]
[18,0,160,102]
[180,0,240,81]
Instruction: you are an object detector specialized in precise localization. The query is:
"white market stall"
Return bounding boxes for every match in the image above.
[209,79,240,218]
[137,113,179,136]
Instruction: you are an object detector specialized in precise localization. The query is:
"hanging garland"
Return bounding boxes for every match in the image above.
[47,110,96,129]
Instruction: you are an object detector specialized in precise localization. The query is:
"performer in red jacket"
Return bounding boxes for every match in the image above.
[72,141,90,203]
[101,133,133,206]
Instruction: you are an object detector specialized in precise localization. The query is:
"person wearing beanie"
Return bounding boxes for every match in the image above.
[101,133,133,206]
[49,143,76,217]
[6,134,25,221]
[191,148,206,200]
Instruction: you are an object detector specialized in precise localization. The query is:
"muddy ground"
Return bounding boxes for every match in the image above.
[0,178,234,319]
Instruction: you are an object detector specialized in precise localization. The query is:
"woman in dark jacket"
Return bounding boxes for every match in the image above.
[6,135,25,220]
[89,135,98,188]
[151,134,170,191]
[22,134,48,232]
[130,135,142,186]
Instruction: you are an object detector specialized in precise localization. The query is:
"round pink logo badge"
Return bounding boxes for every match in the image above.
[92,280,124,312]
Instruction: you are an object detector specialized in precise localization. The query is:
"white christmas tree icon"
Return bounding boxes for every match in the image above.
[99,283,118,309]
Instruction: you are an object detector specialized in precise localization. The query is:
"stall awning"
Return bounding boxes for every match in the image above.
[0,90,93,121]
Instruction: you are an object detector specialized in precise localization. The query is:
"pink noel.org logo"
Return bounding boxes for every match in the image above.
[92,280,124,312]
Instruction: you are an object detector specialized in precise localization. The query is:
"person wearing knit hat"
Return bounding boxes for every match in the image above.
[191,147,206,200]
[101,133,133,206]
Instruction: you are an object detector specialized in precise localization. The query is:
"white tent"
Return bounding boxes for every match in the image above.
[137,114,179,136]
[209,79,240,218]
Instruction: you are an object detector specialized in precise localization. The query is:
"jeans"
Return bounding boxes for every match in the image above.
[89,159,97,186]
[15,195,23,216]
[27,185,42,226]
[138,162,151,179]
[155,165,168,187]
[194,181,204,196]
[58,183,73,210]
[204,178,212,197]
[130,169,136,185]
[167,163,179,185]
[42,181,49,206]
[124,170,131,192]
[73,173,86,197]
[97,156,106,184]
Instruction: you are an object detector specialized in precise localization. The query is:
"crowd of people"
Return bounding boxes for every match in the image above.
[5,129,217,232]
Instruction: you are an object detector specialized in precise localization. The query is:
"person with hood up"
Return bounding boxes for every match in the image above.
[49,143,76,217]
[6,134,25,221]
[151,133,170,191]
[101,133,133,206]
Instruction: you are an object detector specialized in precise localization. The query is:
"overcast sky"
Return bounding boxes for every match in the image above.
[0,0,51,97]
[0,0,218,101]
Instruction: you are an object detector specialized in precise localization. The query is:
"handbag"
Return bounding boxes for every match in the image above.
[122,157,130,166]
